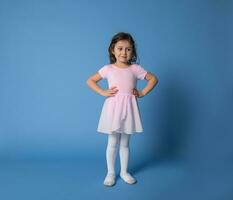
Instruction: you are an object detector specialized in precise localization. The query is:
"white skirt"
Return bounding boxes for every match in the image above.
[97,93,143,134]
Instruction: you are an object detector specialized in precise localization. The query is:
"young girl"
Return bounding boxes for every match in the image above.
[87,32,158,186]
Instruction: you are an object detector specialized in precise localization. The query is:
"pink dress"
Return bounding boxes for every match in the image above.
[97,64,147,134]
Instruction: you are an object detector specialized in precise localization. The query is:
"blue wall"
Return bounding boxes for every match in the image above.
[0,0,232,163]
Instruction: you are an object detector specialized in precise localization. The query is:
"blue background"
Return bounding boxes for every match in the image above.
[0,0,232,199]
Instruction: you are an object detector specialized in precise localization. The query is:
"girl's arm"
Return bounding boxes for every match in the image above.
[86,73,118,97]
[133,72,158,98]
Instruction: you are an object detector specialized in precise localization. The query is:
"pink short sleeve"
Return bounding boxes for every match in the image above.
[133,64,147,80]
[98,65,109,79]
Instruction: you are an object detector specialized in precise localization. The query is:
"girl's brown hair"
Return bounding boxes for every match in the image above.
[108,32,137,64]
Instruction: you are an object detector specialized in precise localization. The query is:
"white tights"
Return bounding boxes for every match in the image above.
[106,132,130,175]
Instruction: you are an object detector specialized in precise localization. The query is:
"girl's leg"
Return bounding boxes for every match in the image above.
[119,133,137,184]
[104,133,120,186]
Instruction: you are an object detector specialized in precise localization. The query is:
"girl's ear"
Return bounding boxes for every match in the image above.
[111,46,115,55]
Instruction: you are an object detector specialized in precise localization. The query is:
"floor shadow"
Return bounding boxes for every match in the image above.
[131,156,178,175]
[131,68,195,174]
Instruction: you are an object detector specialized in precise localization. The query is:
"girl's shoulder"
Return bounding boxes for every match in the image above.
[130,63,142,68]
[99,64,114,70]
[98,64,114,79]
[130,64,147,71]
[130,64,148,80]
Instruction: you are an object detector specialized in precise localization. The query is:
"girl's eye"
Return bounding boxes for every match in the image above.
[118,48,122,51]
[127,49,132,51]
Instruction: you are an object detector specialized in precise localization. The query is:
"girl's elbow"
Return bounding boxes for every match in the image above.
[86,78,92,86]
[152,75,158,86]
[86,78,98,88]
[153,74,158,82]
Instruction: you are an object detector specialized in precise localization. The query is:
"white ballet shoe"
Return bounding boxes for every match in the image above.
[103,173,116,187]
[120,173,137,184]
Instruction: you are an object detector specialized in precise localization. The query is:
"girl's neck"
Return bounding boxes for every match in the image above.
[113,62,131,68]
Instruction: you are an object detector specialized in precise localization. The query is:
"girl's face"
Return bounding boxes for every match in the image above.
[112,40,133,65]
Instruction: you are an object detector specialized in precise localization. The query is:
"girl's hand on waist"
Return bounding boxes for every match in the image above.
[132,88,145,98]
[101,86,118,97]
